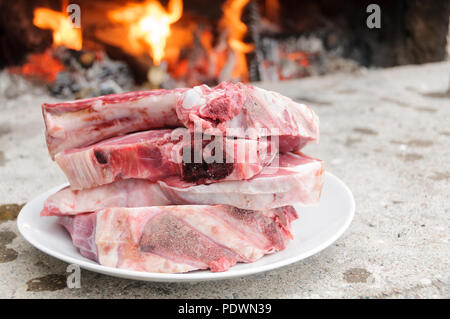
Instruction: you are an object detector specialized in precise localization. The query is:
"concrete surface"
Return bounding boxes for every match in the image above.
[0,62,449,298]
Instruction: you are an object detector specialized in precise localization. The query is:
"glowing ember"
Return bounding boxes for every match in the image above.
[10,50,65,83]
[220,0,254,81]
[288,52,310,68]
[33,7,82,51]
[109,0,183,65]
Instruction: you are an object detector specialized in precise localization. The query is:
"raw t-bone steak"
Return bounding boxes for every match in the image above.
[177,82,319,152]
[42,152,323,216]
[55,128,276,190]
[43,82,319,158]
[58,205,298,273]
[43,88,186,158]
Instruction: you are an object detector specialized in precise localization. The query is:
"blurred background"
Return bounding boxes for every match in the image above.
[0,0,448,99]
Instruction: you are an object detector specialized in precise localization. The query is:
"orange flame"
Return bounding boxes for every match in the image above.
[108,0,183,65]
[33,7,82,51]
[220,0,254,80]
[9,49,65,83]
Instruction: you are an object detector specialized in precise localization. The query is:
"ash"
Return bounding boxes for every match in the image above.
[257,34,364,81]
[49,47,134,99]
[1,47,135,102]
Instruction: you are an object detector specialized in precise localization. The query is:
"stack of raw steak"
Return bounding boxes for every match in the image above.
[41,82,324,273]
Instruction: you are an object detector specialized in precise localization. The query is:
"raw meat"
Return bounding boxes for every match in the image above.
[55,128,276,190]
[41,179,171,216]
[160,152,324,210]
[43,88,186,158]
[58,205,298,273]
[39,82,324,275]
[177,82,319,152]
[58,213,97,261]
[42,152,323,216]
[43,82,319,158]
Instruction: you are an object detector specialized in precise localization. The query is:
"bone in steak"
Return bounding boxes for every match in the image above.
[58,205,298,273]
[43,82,319,158]
[43,88,186,158]
[55,128,276,190]
[177,82,319,152]
[41,179,171,216]
[42,152,323,216]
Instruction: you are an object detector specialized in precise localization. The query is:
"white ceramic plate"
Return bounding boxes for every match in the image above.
[17,172,354,282]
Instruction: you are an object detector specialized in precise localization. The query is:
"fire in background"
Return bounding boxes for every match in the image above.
[10,0,425,96]
[102,0,255,85]
[28,0,257,89]
[108,0,183,66]
[33,1,82,51]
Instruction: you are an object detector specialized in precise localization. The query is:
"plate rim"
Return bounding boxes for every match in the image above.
[17,171,355,282]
